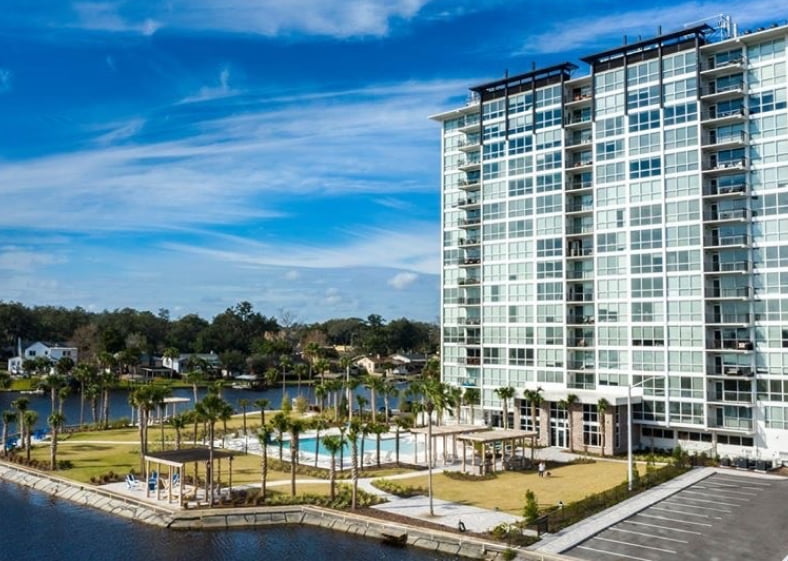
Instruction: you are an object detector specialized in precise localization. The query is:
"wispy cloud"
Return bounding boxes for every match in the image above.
[517,1,786,56]
[1,78,463,233]
[388,271,418,289]
[0,68,12,93]
[66,0,436,38]
[0,247,65,272]
[179,66,240,104]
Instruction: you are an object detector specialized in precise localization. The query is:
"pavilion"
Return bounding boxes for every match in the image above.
[409,424,486,465]
[456,429,538,475]
[143,447,237,507]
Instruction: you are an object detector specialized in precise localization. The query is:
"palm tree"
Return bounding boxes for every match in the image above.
[312,416,328,467]
[194,393,231,506]
[257,425,274,503]
[271,412,289,463]
[23,410,39,462]
[464,387,480,425]
[393,415,413,466]
[358,421,371,472]
[524,387,544,462]
[0,371,10,391]
[184,363,206,443]
[169,412,189,450]
[346,419,361,509]
[48,411,66,470]
[565,394,580,452]
[264,367,279,389]
[129,385,156,470]
[41,373,67,418]
[304,342,321,378]
[314,358,330,384]
[448,385,463,423]
[294,363,308,395]
[495,386,515,429]
[85,383,101,426]
[11,397,29,455]
[153,385,172,450]
[96,351,117,428]
[254,398,269,427]
[364,374,386,423]
[288,418,304,496]
[314,382,329,415]
[597,398,610,457]
[73,363,97,427]
[219,400,234,447]
[370,421,387,467]
[355,394,368,421]
[322,434,344,502]
[2,410,17,457]
[409,375,452,516]
[238,399,250,452]
[381,379,399,422]
[279,355,293,399]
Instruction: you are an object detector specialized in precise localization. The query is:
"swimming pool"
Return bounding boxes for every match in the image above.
[281,434,416,458]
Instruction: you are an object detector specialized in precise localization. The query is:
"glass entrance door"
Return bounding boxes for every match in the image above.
[549,403,568,448]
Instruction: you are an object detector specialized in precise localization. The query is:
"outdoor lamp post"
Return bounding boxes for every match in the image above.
[627,375,661,491]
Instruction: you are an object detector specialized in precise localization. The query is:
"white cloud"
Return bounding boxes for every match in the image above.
[518,1,786,56]
[179,66,240,104]
[69,0,434,38]
[388,271,418,289]
[0,78,462,233]
[0,248,65,272]
[284,270,300,280]
[0,68,12,93]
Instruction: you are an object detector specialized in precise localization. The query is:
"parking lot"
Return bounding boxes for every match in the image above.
[565,471,788,561]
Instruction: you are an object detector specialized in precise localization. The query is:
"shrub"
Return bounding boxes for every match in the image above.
[501,548,517,561]
[444,470,497,481]
[370,478,427,497]
[523,489,539,524]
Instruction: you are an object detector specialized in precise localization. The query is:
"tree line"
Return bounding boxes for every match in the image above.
[0,301,439,373]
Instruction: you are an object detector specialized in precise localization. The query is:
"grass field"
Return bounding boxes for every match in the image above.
[398,460,646,515]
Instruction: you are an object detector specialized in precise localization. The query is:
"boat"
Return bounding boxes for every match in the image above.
[20,389,44,396]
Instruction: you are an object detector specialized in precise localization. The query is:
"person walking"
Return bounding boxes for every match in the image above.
[538,461,546,478]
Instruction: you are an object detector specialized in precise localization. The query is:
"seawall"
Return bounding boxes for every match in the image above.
[0,461,564,561]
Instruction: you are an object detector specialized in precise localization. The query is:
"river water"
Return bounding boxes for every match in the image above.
[0,482,456,561]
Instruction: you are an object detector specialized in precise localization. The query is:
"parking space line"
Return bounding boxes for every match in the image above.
[672,493,742,506]
[713,477,771,487]
[593,536,677,554]
[638,513,712,526]
[693,485,758,497]
[622,520,701,535]
[650,506,711,518]
[608,527,689,544]
[661,500,730,513]
[577,545,655,561]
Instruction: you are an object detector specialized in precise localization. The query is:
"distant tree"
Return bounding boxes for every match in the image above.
[597,398,610,457]
[495,386,516,430]
[194,393,232,506]
[1,410,16,457]
[257,425,274,503]
[48,411,66,470]
[322,434,344,502]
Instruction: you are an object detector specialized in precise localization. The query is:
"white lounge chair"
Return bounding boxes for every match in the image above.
[125,473,140,490]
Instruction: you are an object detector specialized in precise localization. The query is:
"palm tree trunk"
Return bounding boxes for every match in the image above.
[79,382,85,426]
[427,414,434,516]
[329,455,336,501]
[50,425,58,470]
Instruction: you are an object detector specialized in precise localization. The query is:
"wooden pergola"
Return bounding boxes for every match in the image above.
[409,424,486,465]
[456,429,537,475]
[143,447,237,507]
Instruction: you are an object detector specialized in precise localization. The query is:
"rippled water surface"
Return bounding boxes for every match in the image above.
[0,482,456,561]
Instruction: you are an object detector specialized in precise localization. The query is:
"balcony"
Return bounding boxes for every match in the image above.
[704,260,750,273]
[458,238,480,247]
[701,80,745,101]
[459,257,481,266]
[458,137,480,152]
[704,182,747,197]
[708,390,754,404]
[706,313,751,325]
[567,246,593,258]
[455,197,481,209]
[707,286,750,298]
[701,130,748,150]
[568,338,594,348]
[567,362,595,371]
[458,158,481,171]
[567,179,593,191]
[567,314,595,325]
[458,117,481,134]
[708,339,754,351]
[457,277,480,286]
[704,234,749,248]
[571,159,593,170]
[566,223,594,236]
[701,106,748,124]
[458,317,481,325]
[566,200,593,213]
[704,208,750,222]
[459,336,481,346]
[566,269,594,280]
[708,365,754,377]
[461,356,481,365]
[700,56,747,76]
[568,292,594,302]
[565,92,592,106]
[703,157,748,174]
[458,217,481,227]
[565,135,593,148]
[456,297,481,305]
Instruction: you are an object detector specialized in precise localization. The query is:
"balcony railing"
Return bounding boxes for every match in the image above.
[456,297,481,305]
[704,208,749,221]
[457,277,480,286]
[705,260,749,273]
[708,286,750,298]
[460,258,481,265]
[568,180,593,190]
[702,107,747,120]
[566,202,593,213]
[566,270,594,279]
[702,81,745,96]
[710,365,753,376]
[568,292,594,302]
[458,238,480,247]
[568,247,593,257]
[706,313,751,324]
[703,130,748,146]
[708,339,754,350]
[704,234,749,247]
[458,217,481,226]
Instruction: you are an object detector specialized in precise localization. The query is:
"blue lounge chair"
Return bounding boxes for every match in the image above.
[147,471,158,491]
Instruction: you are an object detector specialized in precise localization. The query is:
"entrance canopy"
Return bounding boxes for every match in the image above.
[143,447,235,467]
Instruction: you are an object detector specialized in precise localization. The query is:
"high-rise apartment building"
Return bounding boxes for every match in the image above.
[432,19,788,462]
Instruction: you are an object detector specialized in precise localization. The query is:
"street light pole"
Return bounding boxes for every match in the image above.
[627,384,634,491]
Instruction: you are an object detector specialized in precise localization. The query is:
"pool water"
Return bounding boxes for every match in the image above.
[281,434,416,458]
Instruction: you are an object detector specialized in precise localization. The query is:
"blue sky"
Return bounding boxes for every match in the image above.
[0,1,783,323]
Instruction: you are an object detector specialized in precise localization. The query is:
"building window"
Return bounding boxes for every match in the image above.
[630,157,661,179]
[582,404,600,446]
